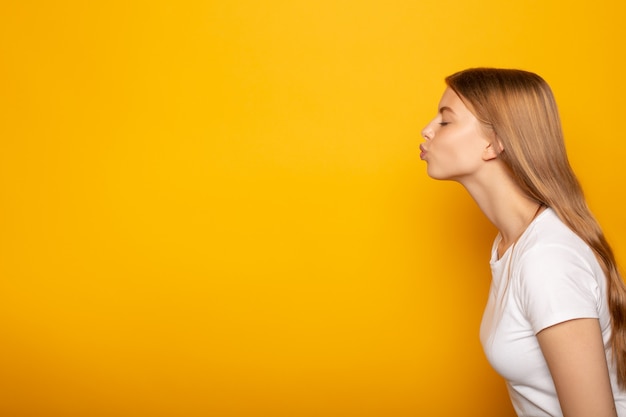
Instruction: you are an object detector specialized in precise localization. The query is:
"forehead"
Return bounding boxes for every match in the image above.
[436,88,483,127]
[438,87,466,111]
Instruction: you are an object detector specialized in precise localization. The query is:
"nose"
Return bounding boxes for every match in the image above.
[421,125,433,141]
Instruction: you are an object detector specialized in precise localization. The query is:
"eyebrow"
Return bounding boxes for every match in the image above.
[439,106,455,114]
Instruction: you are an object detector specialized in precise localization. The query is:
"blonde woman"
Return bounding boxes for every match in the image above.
[420,68,626,416]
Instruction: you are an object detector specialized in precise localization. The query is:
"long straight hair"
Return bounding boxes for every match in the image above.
[446,68,626,388]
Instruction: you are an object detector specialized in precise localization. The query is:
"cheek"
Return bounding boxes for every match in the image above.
[433,139,467,163]
[426,137,484,179]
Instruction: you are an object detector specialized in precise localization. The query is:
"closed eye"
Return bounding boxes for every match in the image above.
[439,122,450,126]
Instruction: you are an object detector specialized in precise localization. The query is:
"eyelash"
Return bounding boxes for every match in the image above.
[439,122,450,126]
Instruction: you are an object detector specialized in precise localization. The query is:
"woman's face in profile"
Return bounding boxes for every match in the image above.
[420,88,495,181]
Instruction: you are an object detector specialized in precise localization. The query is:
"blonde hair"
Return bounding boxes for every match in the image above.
[445,68,626,388]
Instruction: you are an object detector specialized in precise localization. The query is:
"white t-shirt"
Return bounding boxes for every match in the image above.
[480,208,626,416]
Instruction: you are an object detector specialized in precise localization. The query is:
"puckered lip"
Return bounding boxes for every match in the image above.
[419,143,427,160]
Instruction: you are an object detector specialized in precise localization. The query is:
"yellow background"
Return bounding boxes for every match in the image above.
[1,1,625,416]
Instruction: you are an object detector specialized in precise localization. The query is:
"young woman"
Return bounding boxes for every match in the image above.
[420,68,626,416]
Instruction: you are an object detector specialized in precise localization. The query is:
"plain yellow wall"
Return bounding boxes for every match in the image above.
[1,1,625,416]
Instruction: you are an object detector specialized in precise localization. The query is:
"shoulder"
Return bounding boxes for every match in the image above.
[515,208,596,270]
[510,209,603,332]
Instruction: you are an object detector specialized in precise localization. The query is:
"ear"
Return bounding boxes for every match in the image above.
[482,140,504,161]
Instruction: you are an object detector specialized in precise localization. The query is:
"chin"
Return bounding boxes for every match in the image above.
[426,168,449,181]
[426,165,466,182]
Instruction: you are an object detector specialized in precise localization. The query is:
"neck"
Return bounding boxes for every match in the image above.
[459,165,543,256]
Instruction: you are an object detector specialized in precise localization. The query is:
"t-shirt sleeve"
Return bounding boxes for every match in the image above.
[517,244,600,334]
